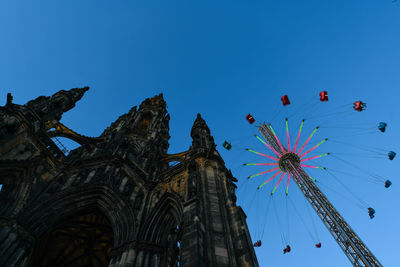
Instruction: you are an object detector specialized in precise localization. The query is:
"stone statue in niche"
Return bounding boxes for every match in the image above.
[189,179,197,198]
[187,163,199,199]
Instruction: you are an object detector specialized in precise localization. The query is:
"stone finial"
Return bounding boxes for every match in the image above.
[6,93,13,106]
[66,86,89,104]
[191,114,210,134]
[191,113,214,149]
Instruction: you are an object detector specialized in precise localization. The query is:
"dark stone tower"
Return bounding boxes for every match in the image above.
[0,88,259,267]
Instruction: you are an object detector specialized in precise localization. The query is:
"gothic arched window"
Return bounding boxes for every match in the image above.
[28,210,114,266]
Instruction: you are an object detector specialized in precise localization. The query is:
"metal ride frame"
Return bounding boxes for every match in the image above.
[258,124,382,267]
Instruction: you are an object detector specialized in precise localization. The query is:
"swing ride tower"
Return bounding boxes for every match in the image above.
[258,123,382,267]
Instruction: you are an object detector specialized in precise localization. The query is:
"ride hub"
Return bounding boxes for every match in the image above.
[278,152,301,172]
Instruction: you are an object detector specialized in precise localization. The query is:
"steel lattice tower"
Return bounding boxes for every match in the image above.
[258,123,382,267]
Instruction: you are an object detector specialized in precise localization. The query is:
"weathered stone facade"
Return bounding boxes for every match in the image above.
[0,88,259,267]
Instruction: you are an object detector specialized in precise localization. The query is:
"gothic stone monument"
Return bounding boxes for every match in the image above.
[0,87,259,267]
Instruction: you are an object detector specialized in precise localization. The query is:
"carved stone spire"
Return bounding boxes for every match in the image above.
[66,87,89,104]
[139,93,167,112]
[25,86,89,121]
[98,93,170,180]
[191,113,214,150]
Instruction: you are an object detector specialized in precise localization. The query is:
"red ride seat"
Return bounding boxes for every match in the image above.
[283,245,291,254]
[253,240,262,247]
[281,95,290,106]
[353,101,366,112]
[246,114,255,124]
[319,91,328,101]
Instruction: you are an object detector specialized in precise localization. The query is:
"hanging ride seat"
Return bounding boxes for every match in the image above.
[384,180,392,188]
[222,141,232,151]
[378,122,387,132]
[253,240,262,247]
[246,114,255,124]
[281,95,291,106]
[388,151,396,160]
[319,91,328,101]
[368,207,375,219]
[315,243,322,248]
[353,101,366,112]
[283,245,291,254]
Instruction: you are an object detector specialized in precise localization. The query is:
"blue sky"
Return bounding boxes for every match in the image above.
[1,1,399,266]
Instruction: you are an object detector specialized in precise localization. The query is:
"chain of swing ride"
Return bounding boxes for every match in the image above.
[237,93,383,267]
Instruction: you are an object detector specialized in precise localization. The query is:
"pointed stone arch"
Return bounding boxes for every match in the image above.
[19,184,136,248]
[134,192,183,267]
[0,160,35,217]
[27,209,114,267]
[48,131,95,147]
[141,192,183,244]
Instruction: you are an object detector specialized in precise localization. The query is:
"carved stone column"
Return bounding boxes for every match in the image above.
[0,219,35,267]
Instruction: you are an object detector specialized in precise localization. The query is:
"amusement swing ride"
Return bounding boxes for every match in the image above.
[224,91,396,267]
